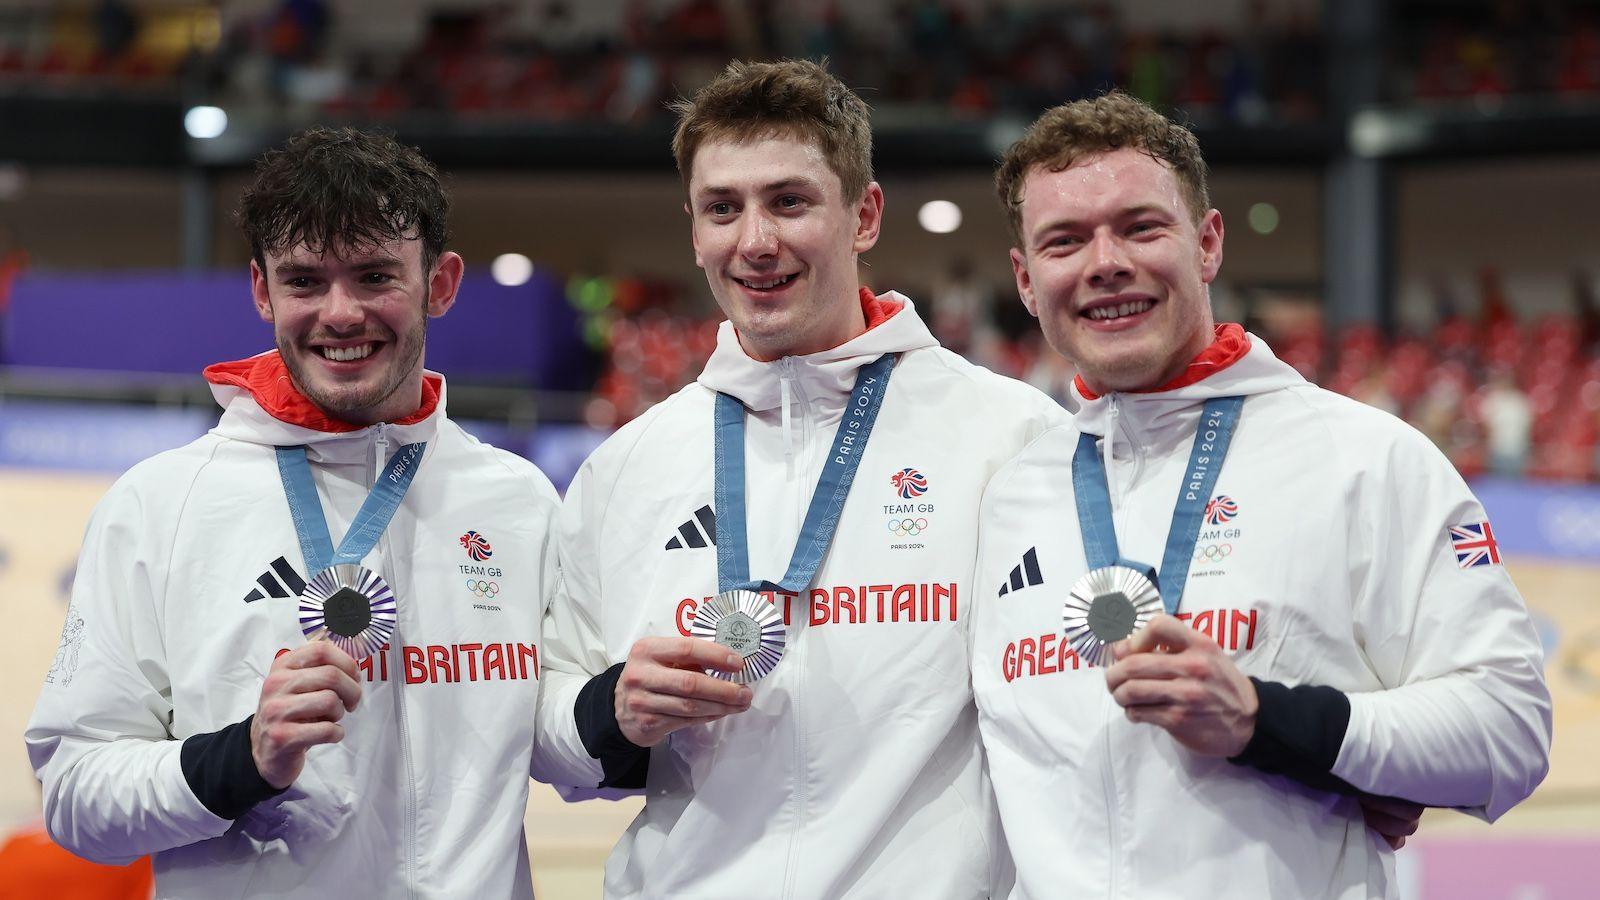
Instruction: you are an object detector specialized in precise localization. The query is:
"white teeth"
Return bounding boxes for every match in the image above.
[740,274,795,290]
[1087,300,1153,321]
[321,343,375,362]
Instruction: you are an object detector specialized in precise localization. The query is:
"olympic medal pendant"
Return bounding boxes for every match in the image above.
[299,564,398,660]
[1062,565,1162,668]
[690,589,786,684]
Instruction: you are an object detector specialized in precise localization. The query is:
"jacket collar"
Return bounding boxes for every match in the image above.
[204,351,446,451]
[697,288,939,411]
[1070,326,1305,439]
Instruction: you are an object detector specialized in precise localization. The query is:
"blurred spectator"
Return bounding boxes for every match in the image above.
[0,222,27,365]
[94,1,139,60]
[0,0,1338,126]
[928,259,998,358]
[1481,369,1533,476]
[1574,269,1599,353]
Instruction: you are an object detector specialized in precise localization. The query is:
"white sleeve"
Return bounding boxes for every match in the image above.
[24,482,232,864]
[528,457,612,790]
[1331,432,1552,821]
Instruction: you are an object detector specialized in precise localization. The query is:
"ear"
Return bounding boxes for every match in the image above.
[851,182,885,254]
[686,201,706,269]
[1198,209,1224,284]
[250,259,274,323]
[426,251,465,317]
[1010,247,1040,318]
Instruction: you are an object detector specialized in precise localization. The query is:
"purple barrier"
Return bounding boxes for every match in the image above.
[1,270,587,389]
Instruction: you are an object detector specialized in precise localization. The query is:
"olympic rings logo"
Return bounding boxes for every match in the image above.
[888,517,929,537]
[1193,543,1232,562]
[467,579,499,599]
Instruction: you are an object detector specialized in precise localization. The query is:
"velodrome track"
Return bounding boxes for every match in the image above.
[2,468,1594,897]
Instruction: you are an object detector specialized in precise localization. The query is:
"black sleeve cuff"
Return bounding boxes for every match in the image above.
[575,663,650,789]
[1227,677,1359,796]
[179,715,285,820]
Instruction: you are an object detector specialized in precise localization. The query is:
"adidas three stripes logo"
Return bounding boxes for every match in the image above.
[242,557,307,603]
[997,547,1043,597]
[665,505,718,550]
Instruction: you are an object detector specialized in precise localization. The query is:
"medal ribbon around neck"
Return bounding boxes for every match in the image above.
[275,441,425,658]
[700,353,896,682]
[1070,395,1244,614]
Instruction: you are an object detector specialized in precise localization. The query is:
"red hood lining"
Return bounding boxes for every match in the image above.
[203,352,439,434]
[1074,323,1250,401]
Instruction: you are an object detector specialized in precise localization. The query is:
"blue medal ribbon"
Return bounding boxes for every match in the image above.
[275,441,426,575]
[714,353,896,595]
[1070,396,1244,615]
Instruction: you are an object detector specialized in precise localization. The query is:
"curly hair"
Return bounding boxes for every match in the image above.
[671,58,873,202]
[996,91,1210,246]
[236,127,450,272]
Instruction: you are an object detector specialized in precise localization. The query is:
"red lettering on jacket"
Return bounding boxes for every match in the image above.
[1003,607,1262,682]
[670,584,959,630]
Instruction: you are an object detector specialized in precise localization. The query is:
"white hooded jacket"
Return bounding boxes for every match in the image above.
[26,352,561,899]
[533,293,1066,899]
[970,329,1552,899]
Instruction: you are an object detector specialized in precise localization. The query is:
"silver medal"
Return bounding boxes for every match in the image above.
[299,564,398,660]
[1062,565,1162,667]
[691,589,786,684]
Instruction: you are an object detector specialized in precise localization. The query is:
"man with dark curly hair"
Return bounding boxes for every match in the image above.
[28,127,562,898]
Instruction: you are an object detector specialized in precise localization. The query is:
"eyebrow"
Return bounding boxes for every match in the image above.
[1030,204,1178,240]
[696,177,824,198]
[272,255,404,277]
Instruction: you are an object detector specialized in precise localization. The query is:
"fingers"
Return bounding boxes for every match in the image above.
[1110,677,1200,710]
[267,644,363,712]
[623,689,750,720]
[1104,649,1197,693]
[1116,614,1196,658]
[618,637,756,747]
[637,636,745,675]
[1360,796,1426,820]
[622,656,753,708]
[1360,795,1423,847]
[282,641,360,681]
[266,721,346,754]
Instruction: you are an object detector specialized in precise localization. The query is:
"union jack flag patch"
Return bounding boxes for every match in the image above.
[1448,521,1502,568]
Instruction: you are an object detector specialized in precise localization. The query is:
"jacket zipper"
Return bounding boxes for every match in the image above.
[1100,397,1122,898]
[779,360,812,900]
[374,426,419,898]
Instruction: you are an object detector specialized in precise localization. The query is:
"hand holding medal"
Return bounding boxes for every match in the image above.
[250,641,362,789]
[614,637,752,748]
[1102,614,1260,758]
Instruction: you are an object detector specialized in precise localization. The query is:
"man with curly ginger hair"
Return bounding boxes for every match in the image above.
[531,59,1065,898]
[972,92,1551,898]
[27,127,563,897]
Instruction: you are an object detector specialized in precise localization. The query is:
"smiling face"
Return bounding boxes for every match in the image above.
[687,134,884,360]
[1010,147,1224,394]
[250,237,463,425]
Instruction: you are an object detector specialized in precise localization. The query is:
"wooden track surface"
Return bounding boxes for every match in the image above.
[2,469,1594,897]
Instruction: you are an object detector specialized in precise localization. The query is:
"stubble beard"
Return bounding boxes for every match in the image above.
[278,319,426,423]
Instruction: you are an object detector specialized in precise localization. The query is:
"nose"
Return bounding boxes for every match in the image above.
[320,280,365,331]
[737,209,779,262]
[1084,230,1133,287]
